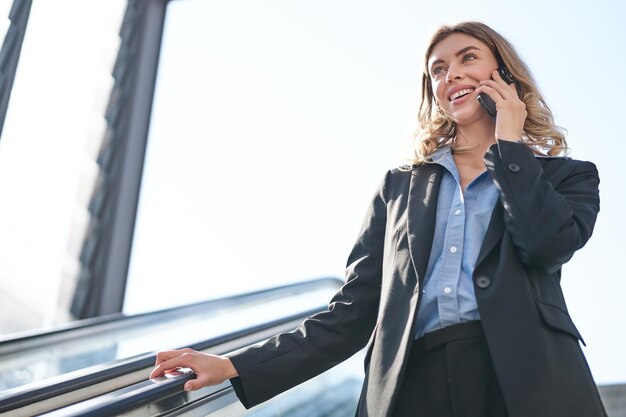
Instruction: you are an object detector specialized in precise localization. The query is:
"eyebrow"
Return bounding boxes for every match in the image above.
[429,45,482,69]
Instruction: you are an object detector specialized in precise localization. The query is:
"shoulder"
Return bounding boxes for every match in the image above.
[378,167,411,196]
[379,163,442,198]
[390,165,413,175]
[386,162,440,181]
[389,161,441,175]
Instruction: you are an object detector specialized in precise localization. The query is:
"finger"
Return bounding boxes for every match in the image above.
[150,367,163,379]
[476,84,504,103]
[155,348,194,366]
[150,364,170,379]
[479,80,514,101]
[183,373,211,391]
[150,355,192,379]
[150,364,186,379]
[485,72,518,97]
[154,350,182,366]
[491,70,512,89]
[150,365,187,379]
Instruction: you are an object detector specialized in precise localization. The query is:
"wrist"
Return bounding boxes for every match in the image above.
[496,137,522,143]
[221,357,238,379]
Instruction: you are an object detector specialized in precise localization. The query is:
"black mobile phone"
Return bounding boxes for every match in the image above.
[477,64,522,119]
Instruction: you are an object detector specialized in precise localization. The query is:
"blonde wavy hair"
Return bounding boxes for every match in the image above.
[411,21,567,165]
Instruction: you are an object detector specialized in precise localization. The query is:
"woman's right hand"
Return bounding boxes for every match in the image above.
[149,348,239,391]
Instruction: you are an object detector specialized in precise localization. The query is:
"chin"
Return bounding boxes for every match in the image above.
[449,107,491,126]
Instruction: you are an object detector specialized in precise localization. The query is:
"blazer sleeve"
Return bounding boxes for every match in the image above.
[484,140,600,272]
[227,171,389,408]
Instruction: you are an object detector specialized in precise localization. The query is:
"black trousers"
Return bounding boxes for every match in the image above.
[392,321,509,417]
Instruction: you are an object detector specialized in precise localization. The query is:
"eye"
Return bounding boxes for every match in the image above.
[431,65,446,76]
[462,53,477,62]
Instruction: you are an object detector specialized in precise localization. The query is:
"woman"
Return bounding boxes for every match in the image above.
[150,21,606,417]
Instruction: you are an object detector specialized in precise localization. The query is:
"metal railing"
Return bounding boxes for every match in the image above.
[0,278,342,416]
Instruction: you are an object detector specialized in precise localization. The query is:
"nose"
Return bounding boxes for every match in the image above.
[445,65,462,84]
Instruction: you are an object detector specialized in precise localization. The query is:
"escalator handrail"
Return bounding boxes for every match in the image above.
[0,305,329,413]
[0,277,341,354]
[41,371,212,417]
[41,369,206,417]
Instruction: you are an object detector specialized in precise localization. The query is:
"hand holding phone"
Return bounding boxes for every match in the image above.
[477,65,522,118]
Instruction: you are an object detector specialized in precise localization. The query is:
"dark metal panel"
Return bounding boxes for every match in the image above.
[0,0,32,140]
[72,0,169,318]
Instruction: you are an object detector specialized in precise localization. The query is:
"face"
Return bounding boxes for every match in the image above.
[427,33,499,126]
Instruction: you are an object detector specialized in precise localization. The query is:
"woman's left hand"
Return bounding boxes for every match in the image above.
[476,70,527,142]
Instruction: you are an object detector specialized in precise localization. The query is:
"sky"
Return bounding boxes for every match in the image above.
[0,0,624,387]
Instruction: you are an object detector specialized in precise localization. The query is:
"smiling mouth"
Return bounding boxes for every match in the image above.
[449,88,475,101]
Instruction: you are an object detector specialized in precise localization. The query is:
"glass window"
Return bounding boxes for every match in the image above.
[123,0,401,315]
[0,0,126,335]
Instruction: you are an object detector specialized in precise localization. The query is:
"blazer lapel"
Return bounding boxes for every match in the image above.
[407,164,442,286]
[475,200,504,267]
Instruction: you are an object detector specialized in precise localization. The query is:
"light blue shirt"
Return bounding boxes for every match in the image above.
[414,145,500,339]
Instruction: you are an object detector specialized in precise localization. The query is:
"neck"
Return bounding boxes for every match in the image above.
[453,119,497,160]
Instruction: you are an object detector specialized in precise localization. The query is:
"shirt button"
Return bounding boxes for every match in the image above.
[443,287,452,294]
[454,209,462,215]
[449,246,457,253]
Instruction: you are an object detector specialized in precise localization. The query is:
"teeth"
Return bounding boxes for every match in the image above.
[450,88,474,101]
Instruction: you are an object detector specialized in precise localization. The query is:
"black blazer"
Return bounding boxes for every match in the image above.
[228,140,607,417]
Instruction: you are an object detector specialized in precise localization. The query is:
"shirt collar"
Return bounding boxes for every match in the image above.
[430,144,455,174]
